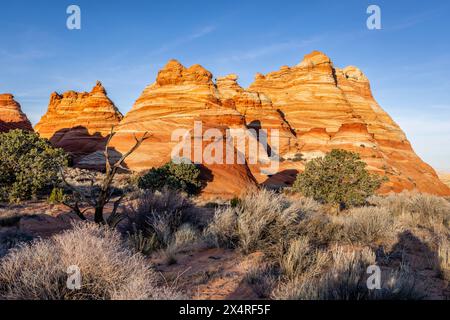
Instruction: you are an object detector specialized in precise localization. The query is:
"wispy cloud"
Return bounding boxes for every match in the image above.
[217,37,321,63]
[0,49,52,61]
[387,9,442,31]
[150,25,216,55]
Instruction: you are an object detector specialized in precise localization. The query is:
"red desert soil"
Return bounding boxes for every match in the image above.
[153,248,262,300]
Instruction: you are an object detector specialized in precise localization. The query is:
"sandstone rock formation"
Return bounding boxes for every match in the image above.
[249,51,450,196]
[0,94,33,132]
[33,52,449,197]
[438,173,450,188]
[35,82,123,164]
[110,60,257,198]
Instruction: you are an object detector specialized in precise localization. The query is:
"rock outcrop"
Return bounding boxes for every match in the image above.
[32,52,449,197]
[110,60,257,198]
[0,94,33,132]
[249,51,450,196]
[35,82,123,164]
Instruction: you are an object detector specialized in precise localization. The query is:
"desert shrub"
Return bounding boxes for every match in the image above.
[273,246,424,300]
[124,189,196,250]
[48,187,66,204]
[172,223,200,249]
[296,212,345,246]
[127,229,158,256]
[278,236,329,280]
[160,223,202,265]
[204,189,313,254]
[0,130,68,203]
[438,238,449,280]
[0,222,182,300]
[203,206,239,248]
[138,161,202,195]
[340,207,395,244]
[245,263,279,298]
[230,197,241,208]
[369,191,450,227]
[292,149,385,210]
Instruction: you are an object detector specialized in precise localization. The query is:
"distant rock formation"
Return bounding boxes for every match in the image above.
[248,51,450,196]
[35,82,123,164]
[0,94,33,132]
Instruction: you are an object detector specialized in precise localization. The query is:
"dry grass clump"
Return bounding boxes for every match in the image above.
[339,207,395,244]
[369,191,450,228]
[273,246,424,300]
[245,263,279,298]
[0,222,183,300]
[203,206,239,248]
[278,236,329,279]
[124,189,202,256]
[204,189,318,254]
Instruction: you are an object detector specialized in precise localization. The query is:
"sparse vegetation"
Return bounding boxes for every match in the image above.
[340,207,395,244]
[60,127,150,224]
[204,189,307,254]
[0,130,68,203]
[138,160,202,195]
[292,149,385,210]
[0,161,448,300]
[48,187,66,204]
[0,222,182,300]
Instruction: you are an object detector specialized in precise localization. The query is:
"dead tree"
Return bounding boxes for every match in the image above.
[61,127,151,225]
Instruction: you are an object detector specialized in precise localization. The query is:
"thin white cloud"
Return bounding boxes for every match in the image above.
[217,37,321,63]
[151,25,216,55]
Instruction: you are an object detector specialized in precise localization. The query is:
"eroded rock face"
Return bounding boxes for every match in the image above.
[110,60,257,198]
[35,82,123,163]
[32,52,449,197]
[249,51,450,196]
[0,94,33,132]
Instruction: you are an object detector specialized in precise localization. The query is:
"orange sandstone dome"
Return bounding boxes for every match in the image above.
[35,81,123,164]
[110,60,257,198]
[0,94,33,132]
[249,50,450,196]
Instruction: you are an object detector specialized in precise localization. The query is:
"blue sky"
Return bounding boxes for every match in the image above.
[1,0,449,171]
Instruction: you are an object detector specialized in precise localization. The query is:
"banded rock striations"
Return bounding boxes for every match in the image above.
[31,51,450,197]
[110,60,257,198]
[0,94,33,132]
[35,82,123,164]
[249,51,450,195]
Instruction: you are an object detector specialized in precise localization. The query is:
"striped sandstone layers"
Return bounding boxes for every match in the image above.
[35,82,123,164]
[249,51,450,196]
[0,94,33,132]
[110,60,257,198]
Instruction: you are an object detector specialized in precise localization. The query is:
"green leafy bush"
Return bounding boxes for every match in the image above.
[292,149,385,209]
[0,130,68,202]
[138,161,201,195]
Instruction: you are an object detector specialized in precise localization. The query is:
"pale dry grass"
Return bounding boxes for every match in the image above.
[273,246,424,300]
[278,236,329,279]
[204,189,320,254]
[369,191,450,228]
[0,222,183,300]
[340,207,395,244]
